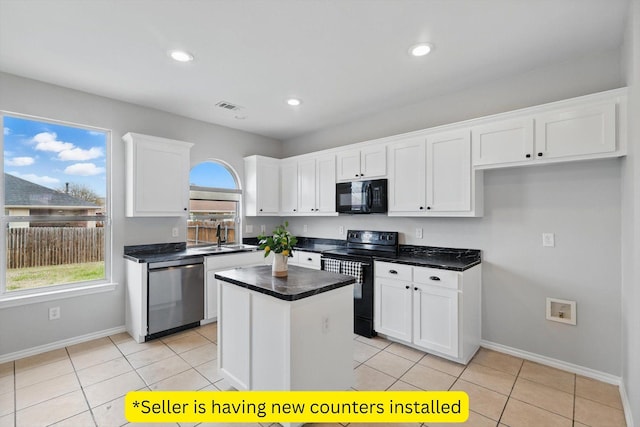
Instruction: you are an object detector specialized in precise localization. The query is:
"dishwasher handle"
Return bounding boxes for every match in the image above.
[148,257,204,270]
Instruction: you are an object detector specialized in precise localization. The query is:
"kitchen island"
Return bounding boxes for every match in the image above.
[215,265,355,393]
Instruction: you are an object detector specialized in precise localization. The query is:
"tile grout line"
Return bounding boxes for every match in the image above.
[64,345,98,427]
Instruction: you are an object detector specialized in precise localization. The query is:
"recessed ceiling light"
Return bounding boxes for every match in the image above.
[168,50,194,62]
[409,43,433,57]
[286,98,302,106]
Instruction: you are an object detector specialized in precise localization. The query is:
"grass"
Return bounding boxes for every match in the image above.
[6,262,105,291]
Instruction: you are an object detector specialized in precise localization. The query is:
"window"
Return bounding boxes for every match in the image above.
[1,114,110,295]
[188,161,241,247]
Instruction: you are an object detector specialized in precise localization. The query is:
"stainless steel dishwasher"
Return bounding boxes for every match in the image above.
[147,257,204,340]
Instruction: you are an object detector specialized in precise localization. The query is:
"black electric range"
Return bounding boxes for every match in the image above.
[321,230,399,337]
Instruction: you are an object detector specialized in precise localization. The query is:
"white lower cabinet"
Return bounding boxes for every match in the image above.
[288,250,321,270]
[204,251,266,321]
[374,261,481,364]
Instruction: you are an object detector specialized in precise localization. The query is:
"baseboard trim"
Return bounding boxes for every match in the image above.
[0,325,127,364]
[619,379,635,427]
[480,339,621,385]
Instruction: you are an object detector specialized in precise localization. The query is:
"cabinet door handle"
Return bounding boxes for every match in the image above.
[293,209,297,212]
[389,269,398,274]
[355,174,359,177]
[426,206,431,210]
[537,152,543,157]
[414,287,418,291]
[183,208,187,211]
[405,285,410,289]
[259,208,263,212]
[429,276,441,281]
[419,206,424,210]
[307,258,313,261]
[525,153,531,158]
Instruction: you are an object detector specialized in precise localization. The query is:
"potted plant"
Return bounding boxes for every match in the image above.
[257,222,298,277]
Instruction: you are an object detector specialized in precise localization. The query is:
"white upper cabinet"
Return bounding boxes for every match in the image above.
[389,131,479,217]
[298,155,337,215]
[472,118,534,166]
[472,91,624,169]
[244,155,280,216]
[336,145,386,181]
[279,160,298,214]
[388,137,426,213]
[534,102,616,160]
[426,130,472,213]
[123,132,193,217]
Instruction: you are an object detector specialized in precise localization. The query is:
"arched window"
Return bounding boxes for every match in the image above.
[188,160,241,247]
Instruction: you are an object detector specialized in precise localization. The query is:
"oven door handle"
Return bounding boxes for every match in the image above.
[366,183,373,211]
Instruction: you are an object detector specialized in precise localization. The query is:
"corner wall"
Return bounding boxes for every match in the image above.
[621,0,640,424]
[282,50,626,376]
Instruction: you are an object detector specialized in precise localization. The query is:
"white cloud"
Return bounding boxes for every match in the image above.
[8,171,60,186]
[5,156,35,166]
[32,132,74,152]
[63,162,105,176]
[57,146,103,161]
[3,127,10,136]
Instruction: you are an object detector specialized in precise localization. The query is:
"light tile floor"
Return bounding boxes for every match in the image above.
[0,324,626,427]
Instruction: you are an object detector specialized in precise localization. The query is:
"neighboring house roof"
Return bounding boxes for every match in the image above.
[4,173,99,208]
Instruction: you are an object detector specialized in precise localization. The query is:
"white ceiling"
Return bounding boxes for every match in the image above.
[0,0,629,141]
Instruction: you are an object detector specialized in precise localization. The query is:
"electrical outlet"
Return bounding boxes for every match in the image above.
[542,233,555,247]
[260,225,266,234]
[246,224,254,233]
[303,224,308,233]
[49,306,61,320]
[171,227,179,237]
[339,226,345,235]
[416,228,423,239]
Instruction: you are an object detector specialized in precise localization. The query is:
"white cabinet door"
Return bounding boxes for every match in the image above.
[388,137,426,213]
[336,145,386,181]
[471,118,534,166]
[413,284,459,358]
[374,278,413,342]
[534,102,616,160]
[360,145,387,179]
[298,157,317,213]
[244,156,280,216]
[336,149,361,181]
[280,160,298,214]
[426,130,471,212]
[123,133,192,217]
[315,155,336,213]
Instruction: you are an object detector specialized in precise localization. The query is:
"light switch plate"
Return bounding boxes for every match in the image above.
[542,233,555,247]
[246,224,254,233]
[339,226,345,235]
[416,228,423,239]
[260,225,266,234]
[303,224,308,233]
[171,227,179,237]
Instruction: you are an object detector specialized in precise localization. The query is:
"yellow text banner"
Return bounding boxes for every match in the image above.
[125,390,468,423]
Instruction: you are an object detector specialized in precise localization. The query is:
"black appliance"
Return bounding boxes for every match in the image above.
[321,230,399,337]
[336,179,388,214]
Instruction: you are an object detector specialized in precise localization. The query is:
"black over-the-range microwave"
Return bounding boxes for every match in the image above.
[336,179,388,214]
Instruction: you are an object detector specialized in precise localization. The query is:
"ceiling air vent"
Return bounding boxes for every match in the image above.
[215,101,243,111]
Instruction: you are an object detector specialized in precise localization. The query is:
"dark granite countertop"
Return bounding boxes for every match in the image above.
[243,236,345,254]
[215,265,355,301]
[376,246,481,271]
[123,242,258,263]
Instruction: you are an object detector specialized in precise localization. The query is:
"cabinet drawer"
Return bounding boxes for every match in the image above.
[375,262,412,281]
[413,266,459,290]
[296,251,321,270]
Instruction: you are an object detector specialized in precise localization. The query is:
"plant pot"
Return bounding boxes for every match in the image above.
[272,253,288,277]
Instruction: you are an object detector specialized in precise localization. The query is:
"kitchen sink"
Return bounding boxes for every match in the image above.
[188,244,257,254]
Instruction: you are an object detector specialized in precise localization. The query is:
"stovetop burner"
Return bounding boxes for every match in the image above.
[323,230,399,258]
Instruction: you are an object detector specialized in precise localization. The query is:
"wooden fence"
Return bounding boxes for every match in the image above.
[187,222,235,245]
[6,227,104,269]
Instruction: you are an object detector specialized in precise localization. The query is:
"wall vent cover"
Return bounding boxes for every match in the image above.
[215,101,243,111]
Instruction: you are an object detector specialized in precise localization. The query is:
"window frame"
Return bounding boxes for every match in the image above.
[0,111,113,305]
[188,160,243,246]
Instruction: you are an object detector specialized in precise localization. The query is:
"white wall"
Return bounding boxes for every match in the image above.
[622,0,640,424]
[0,72,281,356]
[282,51,626,376]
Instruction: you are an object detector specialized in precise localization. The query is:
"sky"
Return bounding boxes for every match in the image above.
[189,161,237,189]
[3,115,107,197]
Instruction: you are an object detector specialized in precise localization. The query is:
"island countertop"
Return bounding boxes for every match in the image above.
[214,265,355,302]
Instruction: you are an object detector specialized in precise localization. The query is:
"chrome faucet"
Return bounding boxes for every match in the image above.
[217,223,227,247]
